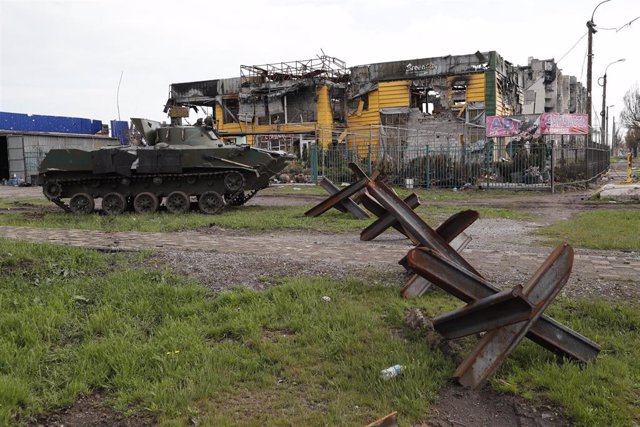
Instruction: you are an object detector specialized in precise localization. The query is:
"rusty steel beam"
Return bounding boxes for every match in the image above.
[405,247,601,363]
[319,178,348,214]
[360,193,420,241]
[359,174,482,278]
[349,162,369,179]
[349,162,479,299]
[398,209,479,271]
[432,285,533,339]
[399,274,432,299]
[435,210,480,244]
[454,244,574,388]
[319,177,370,219]
[304,172,376,217]
[399,210,478,298]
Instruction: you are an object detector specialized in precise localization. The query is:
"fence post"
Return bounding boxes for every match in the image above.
[310,143,318,185]
[425,145,430,188]
[551,141,555,194]
[584,139,589,187]
[367,144,372,175]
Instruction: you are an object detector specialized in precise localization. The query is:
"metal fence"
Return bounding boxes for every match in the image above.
[306,127,610,190]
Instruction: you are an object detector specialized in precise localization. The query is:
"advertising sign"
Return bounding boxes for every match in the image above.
[485,116,522,137]
[539,113,588,135]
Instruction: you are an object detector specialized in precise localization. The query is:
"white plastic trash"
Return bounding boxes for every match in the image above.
[405,178,414,189]
[380,364,404,380]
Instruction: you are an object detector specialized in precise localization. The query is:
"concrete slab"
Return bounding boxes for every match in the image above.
[599,184,640,202]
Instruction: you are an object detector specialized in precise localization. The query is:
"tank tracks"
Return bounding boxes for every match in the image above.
[44,170,247,215]
[227,188,260,206]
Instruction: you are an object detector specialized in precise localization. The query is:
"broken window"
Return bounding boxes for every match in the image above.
[221,97,239,123]
[331,86,346,123]
[348,93,369,114]
[450,79,467,105]
[411,86,426,109]
[267,95,285,124]
[412,84,441,114]
[380,112,408,127]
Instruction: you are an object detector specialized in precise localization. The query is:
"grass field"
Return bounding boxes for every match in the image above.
[0,239,638,426]
[0,202,534,233]
[537,209,640,251]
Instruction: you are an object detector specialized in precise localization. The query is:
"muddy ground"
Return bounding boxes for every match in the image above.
[2,184,637,426]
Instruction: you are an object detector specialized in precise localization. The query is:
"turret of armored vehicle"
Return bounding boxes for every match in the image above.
[38,113,294,215]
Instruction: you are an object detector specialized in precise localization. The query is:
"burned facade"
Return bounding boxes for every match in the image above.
[345,51,522,150]
[166,52,584,151]
[168,55,348,152]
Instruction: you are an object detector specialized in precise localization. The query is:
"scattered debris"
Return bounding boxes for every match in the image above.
[365,411,398,427]
[380,364,404,380]
[598,184,640,202]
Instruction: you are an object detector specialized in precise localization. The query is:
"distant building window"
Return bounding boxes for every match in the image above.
[525,90,536,103]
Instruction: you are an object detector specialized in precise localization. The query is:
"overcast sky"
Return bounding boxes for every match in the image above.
[1,0,639,132]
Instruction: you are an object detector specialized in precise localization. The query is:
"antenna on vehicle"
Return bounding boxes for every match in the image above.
[116,71,124,121]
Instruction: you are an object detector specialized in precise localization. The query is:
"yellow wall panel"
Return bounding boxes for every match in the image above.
[378,80,410,108]
[316,85,334,147]
[495,79,506,116]
[215,105,225,125]
[346,90,380,147]
[447,73,486,105]
[347,89,380,131]
[316,86,333,125]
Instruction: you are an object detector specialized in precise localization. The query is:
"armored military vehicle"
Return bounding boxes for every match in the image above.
[38,115,293,215]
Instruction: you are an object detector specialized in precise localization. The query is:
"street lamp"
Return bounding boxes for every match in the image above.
[598,58,625,145]
[586,0,612,143]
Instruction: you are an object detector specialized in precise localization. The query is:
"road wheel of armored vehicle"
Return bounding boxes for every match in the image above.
[224,171,245,193]
[69,193,94,214]
[198,191,225,214]
[165,191,190,214]
[43,181,63,199]
[102,192,127,215]
[133,192,159,214]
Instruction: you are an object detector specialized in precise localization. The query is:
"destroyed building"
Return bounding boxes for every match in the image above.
[167,52,585,153]
[344,51,522,150]
[168,55,348,152]
[519,57,587,115]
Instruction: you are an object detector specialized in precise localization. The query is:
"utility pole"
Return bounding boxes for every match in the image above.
[586,0,612,145]
[586,20,596,143]
[600,75,607,146]
[599,59,625,147]
[612,116,616,155]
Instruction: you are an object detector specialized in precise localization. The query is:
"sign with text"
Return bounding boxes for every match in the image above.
[486,114,589,137]
[539,113,588,135]
[485,116,522,137]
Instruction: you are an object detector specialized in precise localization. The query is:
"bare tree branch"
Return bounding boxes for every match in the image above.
[621,84,640,130]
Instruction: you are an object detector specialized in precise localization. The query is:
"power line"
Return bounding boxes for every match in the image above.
[524,31,588,92]
[617,15,640,32]
[557,31,588,64]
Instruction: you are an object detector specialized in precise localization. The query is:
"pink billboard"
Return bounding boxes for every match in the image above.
[486,114,589,137]
[539,113,588,135]
[486,116,521,137]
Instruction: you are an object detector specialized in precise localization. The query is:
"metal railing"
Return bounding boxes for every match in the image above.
[306,126,610,190]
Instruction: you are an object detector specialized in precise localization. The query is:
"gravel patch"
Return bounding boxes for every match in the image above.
[154,250,406,294]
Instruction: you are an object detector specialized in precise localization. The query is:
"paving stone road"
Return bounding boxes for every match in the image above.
[2,225,638,283]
